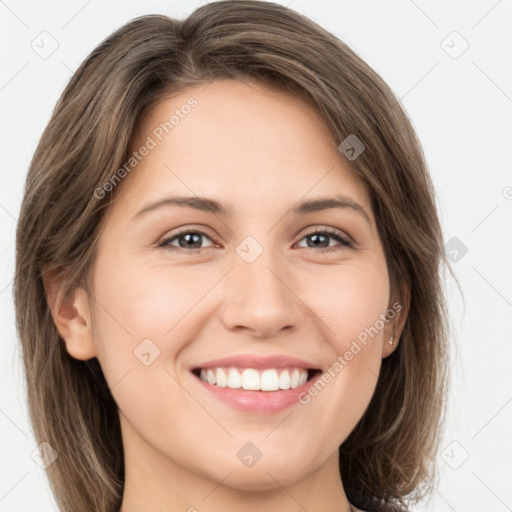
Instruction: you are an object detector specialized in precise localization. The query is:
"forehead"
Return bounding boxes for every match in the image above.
[118,78,371,221]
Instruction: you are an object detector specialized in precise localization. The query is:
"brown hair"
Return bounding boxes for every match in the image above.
[14,1,452,511]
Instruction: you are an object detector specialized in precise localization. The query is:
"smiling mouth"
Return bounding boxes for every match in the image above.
[191,367,322,391]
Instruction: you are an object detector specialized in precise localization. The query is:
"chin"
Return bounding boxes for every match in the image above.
[199,452,316,491]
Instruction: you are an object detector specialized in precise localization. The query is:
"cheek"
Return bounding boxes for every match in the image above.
[92,255,212,339]
[303,263,390,344]
[89,260,196,438]
[89,257,221,402]
[298,265,389,417]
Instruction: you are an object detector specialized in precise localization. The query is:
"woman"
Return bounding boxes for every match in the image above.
[14,1,451,511]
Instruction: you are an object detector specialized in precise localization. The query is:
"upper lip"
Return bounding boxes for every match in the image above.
[191,354,322,371]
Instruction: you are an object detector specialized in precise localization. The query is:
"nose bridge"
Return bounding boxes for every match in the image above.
[220,235,300,337]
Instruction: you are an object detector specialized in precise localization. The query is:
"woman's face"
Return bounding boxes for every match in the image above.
[79,79,399,492]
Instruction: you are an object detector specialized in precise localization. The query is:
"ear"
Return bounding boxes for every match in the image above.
[382,285,410,358]
[43,267,97,360]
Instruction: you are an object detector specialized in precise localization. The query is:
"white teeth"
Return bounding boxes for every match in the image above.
[216,368,228,387]
[242,369,260,390]
[227,368,242,388]
[279,370,291,390]
[197,367,310,391]
[261,369,279,391]
[290,368,300,389]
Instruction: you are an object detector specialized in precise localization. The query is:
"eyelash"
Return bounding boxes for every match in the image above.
[158,227,353,254]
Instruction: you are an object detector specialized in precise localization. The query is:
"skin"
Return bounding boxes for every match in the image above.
[46,78,408,512]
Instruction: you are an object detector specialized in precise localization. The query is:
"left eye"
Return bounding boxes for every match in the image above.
[159,228,352,253]
[296,228,352,251]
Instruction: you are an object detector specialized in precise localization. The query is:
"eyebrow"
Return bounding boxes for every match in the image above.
[132,195,371,225]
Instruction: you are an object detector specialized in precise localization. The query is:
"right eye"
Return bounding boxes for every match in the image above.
[158,229,216,253]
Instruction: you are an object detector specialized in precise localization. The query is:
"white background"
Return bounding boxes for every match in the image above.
[1,1,511,511]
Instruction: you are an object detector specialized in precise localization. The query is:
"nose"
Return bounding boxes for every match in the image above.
[220,250,301,339]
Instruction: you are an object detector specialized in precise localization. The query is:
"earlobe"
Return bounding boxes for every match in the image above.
[382,333,399,358]
[382,288,411,358]
[43,268,97,361]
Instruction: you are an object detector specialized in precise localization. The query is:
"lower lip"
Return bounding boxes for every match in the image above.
[192,371,322,414]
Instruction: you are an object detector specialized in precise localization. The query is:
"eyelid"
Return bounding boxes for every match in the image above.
[298,225,352,243]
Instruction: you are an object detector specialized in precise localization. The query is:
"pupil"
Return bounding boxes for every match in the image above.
[181,233,201,248]
[310,233,328,248]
